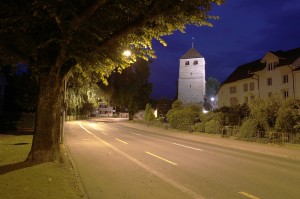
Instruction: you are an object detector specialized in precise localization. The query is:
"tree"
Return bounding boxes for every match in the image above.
[144,103,155,122]
[100,59,152,120]
[205,77,220,98]
[0,0,223,162]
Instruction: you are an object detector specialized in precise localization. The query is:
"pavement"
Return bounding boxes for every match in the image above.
[64,118,300,199]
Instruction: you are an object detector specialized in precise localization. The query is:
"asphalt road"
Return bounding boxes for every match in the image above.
[64,118,300,199]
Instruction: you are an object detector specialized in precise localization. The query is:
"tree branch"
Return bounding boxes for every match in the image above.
[53,0,107,77]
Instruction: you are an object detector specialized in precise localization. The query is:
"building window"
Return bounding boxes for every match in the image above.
[190,72,192,75]
[267,78,272,86]
[230,97,238,106]
[193,60,198,65]
[268,92,272,97]
[185,61,189,65]
[283,91,289,99]
[267,62,278,71]
[244,97,248,103]
[282,75,288,84]
[243,83,248,92]
[249,82,255,91]
[229,86,236,94]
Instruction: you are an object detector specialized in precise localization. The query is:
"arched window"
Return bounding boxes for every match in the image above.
[193,60,198,65]
[185,61,189,65]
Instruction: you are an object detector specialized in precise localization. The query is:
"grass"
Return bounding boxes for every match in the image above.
[0,134,83,199]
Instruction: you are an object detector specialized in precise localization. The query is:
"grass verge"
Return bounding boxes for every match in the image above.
[0,134,83,199]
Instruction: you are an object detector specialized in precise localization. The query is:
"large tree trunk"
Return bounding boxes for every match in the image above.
[26,73,63,163]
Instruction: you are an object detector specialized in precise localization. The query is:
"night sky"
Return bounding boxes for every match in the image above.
[149,0,300,99]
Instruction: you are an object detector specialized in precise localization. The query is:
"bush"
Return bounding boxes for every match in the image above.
[204,119,221,134]
[238,117,260,139]
[166,102,201,130]
[144,103,155,121]
[192,122,205,132]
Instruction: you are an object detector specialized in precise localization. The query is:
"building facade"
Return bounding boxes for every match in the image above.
[178,47,205,104]
[218,47,300,107]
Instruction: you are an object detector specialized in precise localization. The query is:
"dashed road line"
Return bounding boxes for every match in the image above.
[172,143,203,151]
[238,191,260,199]
[78,122,204,199]
[115,138,128,144]
[99,131,108,135]
[129,131,141,136]
[145,151,178,166]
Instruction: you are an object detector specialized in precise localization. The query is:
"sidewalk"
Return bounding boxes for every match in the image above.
[118,121,300,160]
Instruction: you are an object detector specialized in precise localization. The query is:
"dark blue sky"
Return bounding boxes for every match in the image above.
[149,0,300,99]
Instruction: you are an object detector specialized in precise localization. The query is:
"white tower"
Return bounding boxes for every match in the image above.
[178,46,205,104]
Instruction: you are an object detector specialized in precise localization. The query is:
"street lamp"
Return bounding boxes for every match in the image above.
[123,50,131,57]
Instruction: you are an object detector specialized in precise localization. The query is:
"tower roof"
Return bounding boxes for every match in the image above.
[181,47,203,59]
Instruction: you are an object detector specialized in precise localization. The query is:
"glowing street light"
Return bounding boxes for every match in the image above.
[123,50,132,57]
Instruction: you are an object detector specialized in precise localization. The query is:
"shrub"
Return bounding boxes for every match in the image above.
[144,103,155,121]
[204,119,221,134]
[166,101,201,130]
[192,122,205,132]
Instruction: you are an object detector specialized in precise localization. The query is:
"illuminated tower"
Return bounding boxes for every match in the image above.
[178,45,205,104]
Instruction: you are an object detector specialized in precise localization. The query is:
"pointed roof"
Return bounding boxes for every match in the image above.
[181,47,203,59]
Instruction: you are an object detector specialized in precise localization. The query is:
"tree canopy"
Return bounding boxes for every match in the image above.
[0,0,223,162]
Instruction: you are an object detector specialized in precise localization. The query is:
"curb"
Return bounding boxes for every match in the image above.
[63,140,89,199]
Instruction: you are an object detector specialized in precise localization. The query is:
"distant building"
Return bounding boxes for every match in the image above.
[98,102,114,117]
[0,73,7,114]
[218,47,300,107]
[178,46,206,104]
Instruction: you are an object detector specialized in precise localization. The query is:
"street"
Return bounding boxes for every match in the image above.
[64,118,300,199]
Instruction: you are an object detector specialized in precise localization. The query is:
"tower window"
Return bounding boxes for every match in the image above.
[193,60,198,65]
[185,61,189,65]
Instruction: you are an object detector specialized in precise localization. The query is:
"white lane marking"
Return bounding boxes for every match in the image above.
[82,139,92,141]
[145,151,178,166]
[115,138,128,144]
[129,131,141,136]
[172,143,203,151]
[86,123,108,135]
[99,131,108,135]
[238,191,260,199]
[78,122,204,199]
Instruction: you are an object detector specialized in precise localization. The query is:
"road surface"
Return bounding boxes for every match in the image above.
[64,118,300,199]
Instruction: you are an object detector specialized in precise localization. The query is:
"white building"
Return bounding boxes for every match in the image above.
[178,47,206,104]
[218,47,300,107]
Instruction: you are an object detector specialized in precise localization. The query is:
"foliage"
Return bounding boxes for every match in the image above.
[67,76,101,115]
[204,119,222,134]
[275,99,300,133]
[215,103,250,125]
[166,101,201,130]
[0,0,223,162]
[100,59,152,119]
[247,94,282,129]
[205,77,220,98]
[239,117,260,139]
[155,97,172,116]
[144,103,155,121]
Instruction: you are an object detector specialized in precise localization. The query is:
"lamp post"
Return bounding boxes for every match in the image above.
[123,50,132,57]
[210,97,215,111]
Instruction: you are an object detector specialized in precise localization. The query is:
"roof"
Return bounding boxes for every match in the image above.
[181,47,203,59]
[221,59,265,85]
[221,47,300,85]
